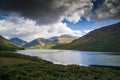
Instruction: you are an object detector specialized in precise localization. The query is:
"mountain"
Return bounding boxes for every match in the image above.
[24,34,78,49]
[0,35,23,51]
[9,38,27,47]
[59,34,78,38]
[57,34,78,44]
[55,22,120,52]
[24,38,48,47]
[23,38,55,48]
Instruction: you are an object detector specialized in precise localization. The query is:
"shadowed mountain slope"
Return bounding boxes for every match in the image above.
[54,22,120,52]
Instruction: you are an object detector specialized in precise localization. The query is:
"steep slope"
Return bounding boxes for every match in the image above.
[57,22,120,52]
[9,38,27,47]
[0,35,22,51]
[23,38,53,48]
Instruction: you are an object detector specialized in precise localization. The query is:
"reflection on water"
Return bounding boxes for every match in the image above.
[17,49,120,66]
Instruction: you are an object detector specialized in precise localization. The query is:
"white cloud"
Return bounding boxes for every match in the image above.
[0,15,82,41]
[83,29,92,33]
[64,0,92,23]
[65,13,81,24]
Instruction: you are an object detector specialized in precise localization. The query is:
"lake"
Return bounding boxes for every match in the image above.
[17,49,120,66]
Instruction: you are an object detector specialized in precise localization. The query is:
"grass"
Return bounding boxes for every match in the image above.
[0,51,50,63]
[0,51,120,80]
[0,57,37,64]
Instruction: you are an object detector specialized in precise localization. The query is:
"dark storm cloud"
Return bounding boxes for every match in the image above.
[0,0,93,24]
[0,0,120,24]
[91,0,105,12]
[93,0,120,20]
[0,0,69,24]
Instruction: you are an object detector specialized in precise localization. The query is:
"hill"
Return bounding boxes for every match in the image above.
[55,22,120,52]
[9,38,27,47]
[0,35,23,51]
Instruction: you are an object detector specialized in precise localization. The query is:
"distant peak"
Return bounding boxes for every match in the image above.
[59,34,79,38]
[10,37,20,40]
[10,37,27,42]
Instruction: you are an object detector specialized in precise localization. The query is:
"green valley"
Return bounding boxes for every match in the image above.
[0,0,120,80]
[0,35,120,80]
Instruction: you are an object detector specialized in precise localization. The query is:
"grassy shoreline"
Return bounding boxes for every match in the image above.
[0,51,120,80]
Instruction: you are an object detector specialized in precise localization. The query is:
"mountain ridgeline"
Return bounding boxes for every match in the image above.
[23,38,57,49]
[2,21,120,52]
[9,38,28,47]
[0,35,23,51]
[54,22,120,52]
[23,34,78,49]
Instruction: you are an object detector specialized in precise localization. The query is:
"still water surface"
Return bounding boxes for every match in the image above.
[17,49,120,66]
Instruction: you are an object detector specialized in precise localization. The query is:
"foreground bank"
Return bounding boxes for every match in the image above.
[0,51,120,80]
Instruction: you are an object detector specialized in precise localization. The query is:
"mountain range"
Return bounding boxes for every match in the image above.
[1,22,120,52]
[23,38,54,48]
[55,22,120,52]
[23,34,78,49]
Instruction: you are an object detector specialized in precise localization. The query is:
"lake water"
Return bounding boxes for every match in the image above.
[17,49,120,66]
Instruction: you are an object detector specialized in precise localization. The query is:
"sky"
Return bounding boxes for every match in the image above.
[0,0,120,41]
